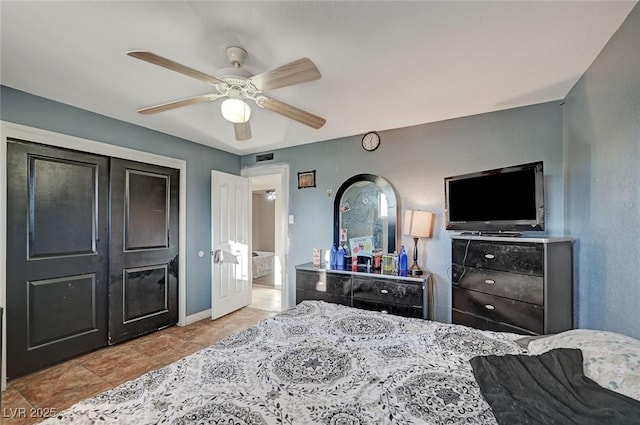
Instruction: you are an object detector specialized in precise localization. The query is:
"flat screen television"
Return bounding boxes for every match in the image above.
[444,161,544,233]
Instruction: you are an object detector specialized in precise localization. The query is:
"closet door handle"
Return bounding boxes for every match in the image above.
[380,289,389,294]
[484,279,495,285]
[484,253,495,259]
[484,304,496,311]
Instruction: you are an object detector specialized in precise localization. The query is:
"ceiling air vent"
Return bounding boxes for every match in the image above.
[256,153,274,162]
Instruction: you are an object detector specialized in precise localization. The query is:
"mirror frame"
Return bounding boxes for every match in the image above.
[333,174,399,254]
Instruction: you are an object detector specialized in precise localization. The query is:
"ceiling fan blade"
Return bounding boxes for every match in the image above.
[250,58,321,92]
[137,94,217,115]
[261,97,326,129]
[127,50,223,86]
[234,121,252,140]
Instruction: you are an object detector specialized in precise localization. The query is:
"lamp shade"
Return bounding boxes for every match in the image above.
[221,98,251,123]
[404,210,434,238]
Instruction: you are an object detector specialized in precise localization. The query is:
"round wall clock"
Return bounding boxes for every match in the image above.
[361,131,381,152]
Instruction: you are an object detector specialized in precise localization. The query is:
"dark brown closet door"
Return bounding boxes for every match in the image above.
[6,139,109,379]
[108,159,179,344]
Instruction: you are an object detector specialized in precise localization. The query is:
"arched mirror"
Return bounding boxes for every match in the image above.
[333,174,399,255]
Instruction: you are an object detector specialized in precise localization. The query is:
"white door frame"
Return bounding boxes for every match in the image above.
[0,121,188,391]
[241,164,290,310]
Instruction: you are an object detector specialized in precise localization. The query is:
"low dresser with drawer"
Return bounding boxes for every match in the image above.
[296,263,432,320]
[451,235,573,335]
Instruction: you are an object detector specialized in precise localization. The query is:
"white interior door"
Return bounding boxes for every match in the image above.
[211,171,251,319]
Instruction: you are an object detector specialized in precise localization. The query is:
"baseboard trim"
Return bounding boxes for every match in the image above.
[184,309,211,325]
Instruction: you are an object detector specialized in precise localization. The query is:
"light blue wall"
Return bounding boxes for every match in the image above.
[242,101,565,321]
[564,4,640,339]
[1,86,241,315]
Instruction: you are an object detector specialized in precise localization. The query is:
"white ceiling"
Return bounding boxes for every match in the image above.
[1,1,636,156]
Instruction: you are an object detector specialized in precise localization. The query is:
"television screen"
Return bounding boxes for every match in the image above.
[444,161,544,232]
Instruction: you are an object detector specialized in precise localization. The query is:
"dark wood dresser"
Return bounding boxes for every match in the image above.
[295,263,432,320]
[451,235,573,335]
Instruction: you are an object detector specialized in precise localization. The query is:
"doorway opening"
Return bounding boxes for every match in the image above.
[242,165,288,313]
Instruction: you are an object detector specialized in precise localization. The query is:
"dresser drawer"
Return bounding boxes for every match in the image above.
[352,278,423,307]
[352,299,423,319]
[451,265,543,305]
[294,265,430,321]
[296,289,351,307]
[452,287,543,334]
[296,270,351,297]
[452,239,543,276]
[452,310,536,335]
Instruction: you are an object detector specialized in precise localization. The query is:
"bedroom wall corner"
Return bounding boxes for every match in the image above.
[563,2,640,339]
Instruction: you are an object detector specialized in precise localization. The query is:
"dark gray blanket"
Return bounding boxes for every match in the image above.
[470,348,640,425]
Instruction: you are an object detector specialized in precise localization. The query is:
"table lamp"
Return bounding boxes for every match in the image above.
[403,210,434,276]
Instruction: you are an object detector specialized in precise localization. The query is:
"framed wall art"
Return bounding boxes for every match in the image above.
[297,170,316,189]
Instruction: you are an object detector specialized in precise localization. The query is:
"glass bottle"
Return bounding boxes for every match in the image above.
[337,245,345,268]
[399,245,408,274]
[330,244,337,268]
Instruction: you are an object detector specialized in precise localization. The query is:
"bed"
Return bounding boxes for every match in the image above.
[41,301,640,424]
[252,250,274,279]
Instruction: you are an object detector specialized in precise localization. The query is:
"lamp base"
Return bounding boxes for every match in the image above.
[409,262,423,276]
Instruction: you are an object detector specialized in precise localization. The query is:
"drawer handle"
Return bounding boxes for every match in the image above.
[380,289,389,294]
[484,253,495,259]
[484,279,496,285]
[380,310,389,314]
[484,304,496,311]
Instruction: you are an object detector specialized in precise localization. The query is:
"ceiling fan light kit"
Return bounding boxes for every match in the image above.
[127,46,326,141]
[221,98,251,124]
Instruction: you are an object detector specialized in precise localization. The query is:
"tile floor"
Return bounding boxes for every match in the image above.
[250,281,282,312]
[1,284,281,425]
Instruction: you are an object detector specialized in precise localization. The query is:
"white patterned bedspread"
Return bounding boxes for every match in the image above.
[41,301,526,424]
[252,251,274,278]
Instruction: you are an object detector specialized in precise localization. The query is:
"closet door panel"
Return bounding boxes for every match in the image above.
[108,158,179,344]
[6,139,109,379]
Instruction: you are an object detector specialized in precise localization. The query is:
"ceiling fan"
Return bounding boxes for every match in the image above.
[127,46,326,141]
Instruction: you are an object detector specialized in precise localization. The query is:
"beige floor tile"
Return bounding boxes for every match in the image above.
[76,344,162,386]
[1,384,37,425]
[10,362,109,412]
